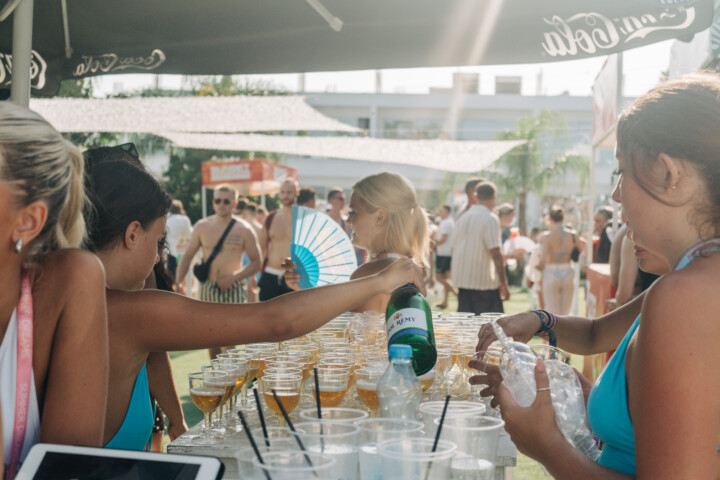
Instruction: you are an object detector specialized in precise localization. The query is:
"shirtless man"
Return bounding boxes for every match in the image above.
[241,202,266,302]
[258,179,297,301]
[176,184,261,358]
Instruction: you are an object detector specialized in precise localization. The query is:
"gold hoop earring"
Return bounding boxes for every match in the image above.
[14,238,22,254]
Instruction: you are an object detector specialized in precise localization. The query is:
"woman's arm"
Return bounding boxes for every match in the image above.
[146,352,187,441]
[630,271,720,479]
[112,258,424,353]
[476,292,644,355]
[40,250,108,447]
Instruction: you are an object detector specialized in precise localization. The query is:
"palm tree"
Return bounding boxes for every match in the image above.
[484,110,589,235]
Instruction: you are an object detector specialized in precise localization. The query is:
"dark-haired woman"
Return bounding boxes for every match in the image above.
[0,104,107,474]
[474,73,720,479]
[538,206,585,316]
[81,148,426,450]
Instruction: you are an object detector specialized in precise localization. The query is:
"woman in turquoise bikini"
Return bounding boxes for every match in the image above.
[473,72,720,479]
[81,151,426,450]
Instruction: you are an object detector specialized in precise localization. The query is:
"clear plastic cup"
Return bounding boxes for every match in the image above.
[378,437,457,480]
[435,415,504,480]
[252,450,337,479]
[299,407,369,424]
[236,444,294,480]
[356,418,423,480]
[419,400,486,437]
[295,421,360,480]
[435,415,505,460]
[251,426,302,450]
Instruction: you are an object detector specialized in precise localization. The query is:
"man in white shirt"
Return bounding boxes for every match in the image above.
[434,204,457,308]
[451,181,510,314]
[165,199,193,280]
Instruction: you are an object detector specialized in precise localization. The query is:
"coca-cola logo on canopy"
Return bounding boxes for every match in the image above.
[72,48,166,77]
[542,7,696,57]
[0,49,47,89]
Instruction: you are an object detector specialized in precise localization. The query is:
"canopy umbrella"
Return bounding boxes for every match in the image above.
[0,0,713,101]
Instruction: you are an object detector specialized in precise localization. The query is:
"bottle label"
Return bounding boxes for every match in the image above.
[386,308,428,344]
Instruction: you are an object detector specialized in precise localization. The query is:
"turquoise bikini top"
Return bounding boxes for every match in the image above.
[587,239,720,474]
[105,363,155,451]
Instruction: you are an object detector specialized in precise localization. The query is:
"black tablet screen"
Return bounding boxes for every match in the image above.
[32,452,201,480]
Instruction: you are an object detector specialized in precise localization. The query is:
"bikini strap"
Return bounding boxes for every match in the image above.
[7,270,33,480]
[674,238,720,271]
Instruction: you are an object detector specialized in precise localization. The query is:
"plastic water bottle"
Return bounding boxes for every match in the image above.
[385,283,437,375]
[377,345,422,420]
[490,320,601,461]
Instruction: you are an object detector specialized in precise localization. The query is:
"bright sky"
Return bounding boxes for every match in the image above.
[93,40,674,98]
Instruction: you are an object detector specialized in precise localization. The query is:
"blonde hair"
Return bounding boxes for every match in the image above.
[0,103,86,254]
[352,172,429,265]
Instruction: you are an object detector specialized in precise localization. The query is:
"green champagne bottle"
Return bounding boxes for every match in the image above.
[385,284,437,375]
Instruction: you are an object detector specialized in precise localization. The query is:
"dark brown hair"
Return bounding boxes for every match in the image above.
[549,205,564,223]
[464,176,487,196]
[616,72,720,236]
[475,181,497,201]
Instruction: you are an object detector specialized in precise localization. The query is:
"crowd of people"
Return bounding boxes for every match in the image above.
[2,72,720,479]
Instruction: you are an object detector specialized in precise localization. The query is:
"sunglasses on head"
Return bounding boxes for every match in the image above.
[115,143,140,162]
[213,198,234,205]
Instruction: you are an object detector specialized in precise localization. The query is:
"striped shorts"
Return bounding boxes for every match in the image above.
[198,279,247,304]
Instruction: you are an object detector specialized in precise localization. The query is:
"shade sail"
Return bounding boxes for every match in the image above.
[0,0,712,96]
[29,96,360,133]
[157,132,526,173]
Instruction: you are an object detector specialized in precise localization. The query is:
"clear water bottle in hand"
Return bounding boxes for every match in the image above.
[377,345,422,420]
[490,320,600,460]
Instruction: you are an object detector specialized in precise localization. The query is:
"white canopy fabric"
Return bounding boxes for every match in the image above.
[157,132,525,173]
[29,96,361,133]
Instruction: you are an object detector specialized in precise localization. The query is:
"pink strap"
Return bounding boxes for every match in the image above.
[6,271,33,480]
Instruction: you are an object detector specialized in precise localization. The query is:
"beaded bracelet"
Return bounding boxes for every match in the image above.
[532,309,558,347]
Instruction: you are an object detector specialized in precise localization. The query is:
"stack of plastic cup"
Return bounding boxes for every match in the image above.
[419,400,486,438]
[295,421,360,480]
[252,450,337,479]
[378,437,457,480]
[435,415,505,480]
[356,418,423,480]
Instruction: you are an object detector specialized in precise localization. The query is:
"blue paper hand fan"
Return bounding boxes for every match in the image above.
[291,205,357,289]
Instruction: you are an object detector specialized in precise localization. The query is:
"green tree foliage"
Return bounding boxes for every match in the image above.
[484,110,589,235]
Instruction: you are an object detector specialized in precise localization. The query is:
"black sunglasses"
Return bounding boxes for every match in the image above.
[116,142,140,162]
[213,198,234,205]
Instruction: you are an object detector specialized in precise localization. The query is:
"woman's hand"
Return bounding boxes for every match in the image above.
[167,420,189,441]
[377,258,426,295]
[281,257,302,291]
[468,358,503,408]
[476,311,541,353]
[496,359,566,463]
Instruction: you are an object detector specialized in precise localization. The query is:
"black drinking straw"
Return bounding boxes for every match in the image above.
[313,367,325,452]
[253,387,270,448]
[424,395,451,480]
[271,388,316,473]
[238,410,272,480]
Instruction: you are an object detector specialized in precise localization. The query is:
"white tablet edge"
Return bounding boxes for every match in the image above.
[17,443,223,480]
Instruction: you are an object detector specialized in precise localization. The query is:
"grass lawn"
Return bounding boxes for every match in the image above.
[167,283,587,479]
